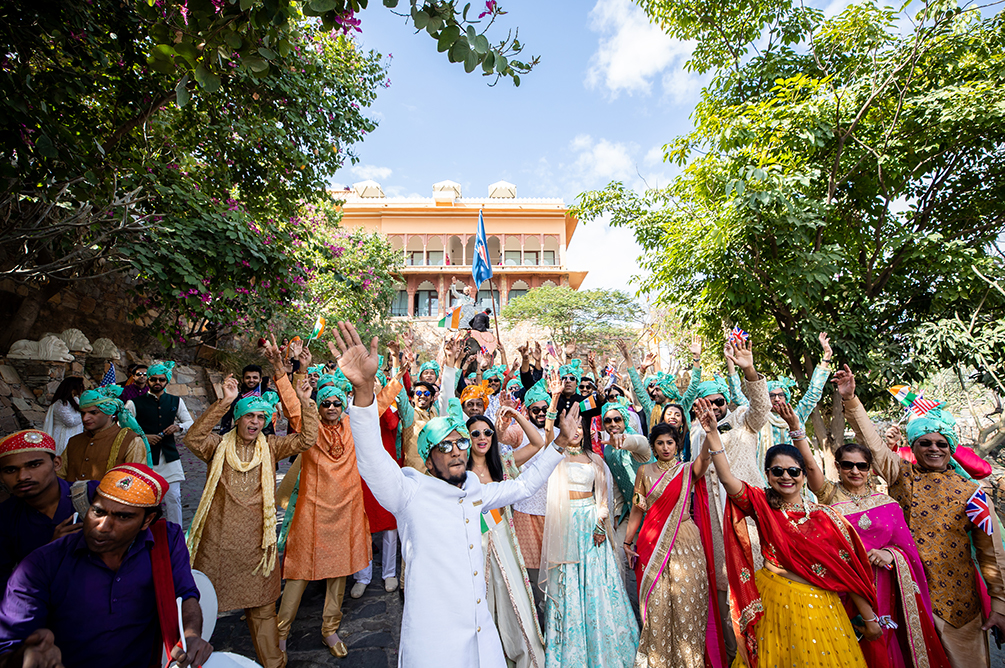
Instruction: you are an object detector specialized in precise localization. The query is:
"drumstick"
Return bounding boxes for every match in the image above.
[176,597,187,654]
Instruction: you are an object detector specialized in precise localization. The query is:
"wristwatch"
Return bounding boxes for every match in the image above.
[550,440,567,455]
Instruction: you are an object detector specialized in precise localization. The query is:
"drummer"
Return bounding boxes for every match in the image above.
[0,464,212,668]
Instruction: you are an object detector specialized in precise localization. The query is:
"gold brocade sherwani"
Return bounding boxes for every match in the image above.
[59,423,147,481]
[400,401,435,473]
[184,397,318,611]
[844,395,1005,628]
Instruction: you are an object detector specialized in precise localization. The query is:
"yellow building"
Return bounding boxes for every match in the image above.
[338,179,588,320]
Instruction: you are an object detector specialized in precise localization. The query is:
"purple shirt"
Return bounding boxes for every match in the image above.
[0,478,75,590]
[119,384,149,403]
[0,521,199,668]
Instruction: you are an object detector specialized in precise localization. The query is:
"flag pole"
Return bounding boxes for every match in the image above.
[488,279,507,368]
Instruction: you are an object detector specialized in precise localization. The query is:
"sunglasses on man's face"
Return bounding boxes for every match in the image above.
[320,400,343,409]
[148,377,168,384]
[529,406,547,415]
[414,390,432,397]
[709,397,727,407]
[915,439,950,450]
[579,383,595,391]
[603,416,623,424]
[133,372,147,377]
[767,466,804,478]
[469,429,494,439]
[838,460,870,471]
[561,375,578,382]
[434,438,471,454]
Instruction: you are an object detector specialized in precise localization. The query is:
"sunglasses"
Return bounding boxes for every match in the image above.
[529,406,547,415]
[561,375,578,382]
[709,397,726,407]
[768,392,787,400]
[133,372,147,377]
[838,460,870,471]
[148,377,168,383]
[767,466,803,478]
[603,416,624,424]
[433,438,471,454]
[319,400,343,409]
[469,429,494,438]
[915,439,949,450]
[414,390,432,397]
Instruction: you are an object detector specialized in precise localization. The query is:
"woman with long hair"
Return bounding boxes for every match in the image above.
[786,402,950,668]
[540,393,638,668]
[467,411,547,668]
[659,403,690,461]
[622,422,725,668]
[42,376,84,455]
[694,394,889,668]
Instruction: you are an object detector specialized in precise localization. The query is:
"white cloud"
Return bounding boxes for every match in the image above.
[566,213,648,294]
[585,0,696,100]
[644,145,665,166]
[348,163,393,181]
[571,134,638,184]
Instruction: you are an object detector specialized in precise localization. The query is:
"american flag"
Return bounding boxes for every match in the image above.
[888,385,942,417]
[729,326,749,346]
[99,363,117,387]
[966,489,993,536]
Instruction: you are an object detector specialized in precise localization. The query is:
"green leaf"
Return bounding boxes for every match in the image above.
[494,53,508,73]
[467,25,477,42]
[482,51,495,73]
[174,42,199,67]
[309,0,338,11]
[224,32,243,49]
[413,11,429,29]
[472,34,489,54]
[240,0,255,9]
[35,134,58,158]
[448,39,469,63]
[194,63,221,92]
[259,47,276,60]
[464,49,478,73]
[244,56,270,72]
[437,25,461,52]
[175,75,191,108]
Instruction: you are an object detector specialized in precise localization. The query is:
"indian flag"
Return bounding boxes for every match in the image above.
[481,507,504,534]
[308,315,325,341]
[438,306,462,329]
[888,385,941,417]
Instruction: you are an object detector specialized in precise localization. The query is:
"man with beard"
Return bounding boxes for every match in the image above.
[0,431,79,590]
[219,364,276,436]
[332,321,571,668]
[120,364,149,403]
[0,463,211,668]
[185,374,318,668]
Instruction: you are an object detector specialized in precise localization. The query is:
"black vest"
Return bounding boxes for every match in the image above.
[133,392,181,464]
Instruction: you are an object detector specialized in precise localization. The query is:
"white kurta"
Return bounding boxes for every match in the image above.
[349,398,564,668]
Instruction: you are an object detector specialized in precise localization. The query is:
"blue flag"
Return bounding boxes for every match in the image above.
[100,363,117,387]
[472,209,493,289]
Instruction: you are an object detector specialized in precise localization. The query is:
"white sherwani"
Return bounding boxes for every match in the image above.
[349,398,564,668]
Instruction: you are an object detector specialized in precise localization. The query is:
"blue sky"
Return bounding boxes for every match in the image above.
[330,0,708,294]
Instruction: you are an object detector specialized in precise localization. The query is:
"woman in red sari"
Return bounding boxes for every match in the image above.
[623,422,726,668]
[693,396,889,668]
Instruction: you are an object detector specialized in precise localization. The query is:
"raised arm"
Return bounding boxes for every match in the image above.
[183,375,238,462]
[832,365,903,484]
[680,334,705,410]
[795,333,833,423]
[608,433,651,464]
[620,339,655,421]
[334,321,417,514]
[696,397,743,496]
[271,378,320,460]
[726,339,770,433]
[778,402,825,493]
[502,406,547,466]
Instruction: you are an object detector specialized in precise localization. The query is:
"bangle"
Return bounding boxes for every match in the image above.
[546,410,558,421]
[692,356,701,363]
[823,357,832,363]
[623,541,633,546]
[709,448,725,456]
[593,525,606,536]
[788,429,806,441]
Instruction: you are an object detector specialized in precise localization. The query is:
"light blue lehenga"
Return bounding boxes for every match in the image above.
[541,456,639,668]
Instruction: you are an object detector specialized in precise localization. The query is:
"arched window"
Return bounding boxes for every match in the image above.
[414,280,438,318]
[390,286,408,317]
[508,280,529,304]
[406,236,425,266]
[426,236,445,266]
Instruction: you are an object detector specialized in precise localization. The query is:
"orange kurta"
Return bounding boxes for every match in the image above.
[283,415,371,580]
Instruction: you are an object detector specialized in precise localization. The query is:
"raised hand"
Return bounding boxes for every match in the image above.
[497,405,518,422]
[819,332,833,359]
[331,321,380,392]
[262,334,285,372]
[443,338,458,367]
[547,368,563,395]
[326,338,341,361]
[694,397,717,432]
[725,336,755,374]
[609,432,626,450]
[294,377,312,403]
[616,338,632,362]
[641,352,657,372]
[688,333,702,359]
[517,341,529,358]
[777,402,800,429]
[401,328,415,351]
[288,338,304,360]
[587,350,598,371]
[532,341,542,363]
[884,425,902,450]
[221,374,239,403]
[564,341,577,358]
[298,343,313,370]
[554,402,582,447]
[477,351,491,370]
[830,364,856,401]
[387,337,401,361]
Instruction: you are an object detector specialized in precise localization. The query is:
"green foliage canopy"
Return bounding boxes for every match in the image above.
[501,285,642,351]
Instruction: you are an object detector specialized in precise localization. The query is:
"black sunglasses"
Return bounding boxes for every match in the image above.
[469,429,494,438]
[320,400,343,409]
[838,460,870,471]
[529,406,547,414]
[434,438,471,454]
[709,397,727,407]
[603,416,623,424]
[915,439,949,450]
[767,466,803,478]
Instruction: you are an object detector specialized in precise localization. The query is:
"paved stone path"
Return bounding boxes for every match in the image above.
[178,441,402,667]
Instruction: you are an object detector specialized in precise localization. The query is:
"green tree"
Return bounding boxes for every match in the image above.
[0,0,535,351]
[501,285,642,353]
[576,0,1005,447]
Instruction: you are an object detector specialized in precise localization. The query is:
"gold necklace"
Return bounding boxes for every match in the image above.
[842,485,872,506]
[657,458,676,470]
[781,500,812,526]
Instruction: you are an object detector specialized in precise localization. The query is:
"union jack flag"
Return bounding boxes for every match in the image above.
[99,363,117,387]
[729,326,749,346]
[966,488,994,536]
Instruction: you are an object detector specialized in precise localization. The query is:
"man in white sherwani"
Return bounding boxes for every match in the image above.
[332,321,573,668]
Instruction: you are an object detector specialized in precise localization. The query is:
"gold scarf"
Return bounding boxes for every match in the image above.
[186,429,277,577]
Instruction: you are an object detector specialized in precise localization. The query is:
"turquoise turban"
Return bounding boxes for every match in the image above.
[419,360,441,380]
[696,376,731,402]
[644,374,657,387]
[79,386,152,466]
[652,372,682,403]
[376,354,388,387]
[147,361,175,382]
[767,378,797,402]
[483,365,506,381]
[558,359,583,382]
[417,398,470,461]
[507,378,523,392]
[318,371,352,394]
[524,379,550,406]
[307,364,325,375]
[601,400,637,434]
[234,391,281,426]
[906,409,958,452]
[316,384,348,410]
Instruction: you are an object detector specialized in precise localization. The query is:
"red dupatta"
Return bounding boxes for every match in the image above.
[724,483,886,668]
[635,463,726,667]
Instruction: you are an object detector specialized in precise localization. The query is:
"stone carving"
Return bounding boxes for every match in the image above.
[7,336,75,362]
[90,338,121,360]
[58,328,93,353]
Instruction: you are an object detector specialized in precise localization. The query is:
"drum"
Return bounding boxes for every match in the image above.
[202,652,263,668]
[192,570,218,640]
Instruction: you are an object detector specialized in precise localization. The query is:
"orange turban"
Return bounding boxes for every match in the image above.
[97,464,168,508]
[460,381,491,405]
